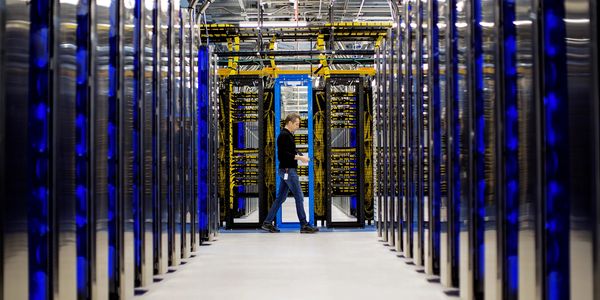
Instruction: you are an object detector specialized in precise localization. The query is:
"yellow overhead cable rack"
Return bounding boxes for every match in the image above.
[217,67,375,78]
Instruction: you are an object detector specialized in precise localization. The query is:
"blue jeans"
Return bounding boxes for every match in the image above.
[263,168,308,226]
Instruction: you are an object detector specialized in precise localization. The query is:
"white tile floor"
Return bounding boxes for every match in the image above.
[137,231,454,300]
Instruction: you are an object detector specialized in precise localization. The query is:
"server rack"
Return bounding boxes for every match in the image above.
[426,0,442,276]
[392,4,405,255]
[222,75,266,229]
[374,45,383,238]
[312,88,326,224]
[324,76,365,227]
[0,1,5,297]
[208,51,221,240]
[197,45,220,242]
[138,0,156,287]
[155,0,170,276]
[376,0,600,299]
[364,86,376,226]
[263,85,277,225]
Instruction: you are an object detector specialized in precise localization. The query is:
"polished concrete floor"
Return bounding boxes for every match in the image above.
[138,230,454,300]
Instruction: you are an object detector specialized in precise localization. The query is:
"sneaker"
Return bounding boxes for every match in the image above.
[300,224,319,234]
[261,223,280,233]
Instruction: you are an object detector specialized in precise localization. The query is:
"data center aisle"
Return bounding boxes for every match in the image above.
[138,231,453,300]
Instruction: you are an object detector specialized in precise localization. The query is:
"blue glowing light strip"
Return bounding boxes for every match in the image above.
[107,0,119,287]
[430,0,441,266]
[133,0,142,271]
[502,0,519,295]
[75,0,90,295]
[236,113,245,209]
[541,0,570,298]
[29,0,52,298]
[197,46,209,232]
[473,0,486,284]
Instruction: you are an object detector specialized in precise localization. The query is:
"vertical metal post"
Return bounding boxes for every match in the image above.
[414,0,424,267]
[403,0,413,258]
[564,0,597,298]
[1,0,30,292]
[53,0,79,297]
[90,0,110,296]
[358,78,365,226]
[395,13,404,254]
[388,28,396,247]
[0,0,5,294]
[375,46,383,237]
[140,0,155,286]
[381,38,389,243]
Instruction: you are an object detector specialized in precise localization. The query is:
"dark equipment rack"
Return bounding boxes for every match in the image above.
[325,76,366,227]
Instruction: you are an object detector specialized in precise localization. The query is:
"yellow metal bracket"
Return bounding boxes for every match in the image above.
[269,36,277,69]
[227,36,240,75]
[316,34,330,78]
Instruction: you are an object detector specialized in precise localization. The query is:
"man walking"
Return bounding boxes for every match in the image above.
[261,113,319,234]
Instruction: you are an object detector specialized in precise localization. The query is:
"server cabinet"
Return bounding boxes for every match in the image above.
[155,0,170,275]
[324,76,365,227]
[2,0,55,298]
[476,0,501,297]
[564,0,598,298]
[178,6,191,260]
[388,29,397,247]
[0,0,5,296]
[393,9,405,255]
[54,0,82,297]
[455,0,475,297]
[197,45,211,243]
[436,0,453,286]
[139,0,156,287]
[223,76,266,229]
[187,8,198,252]
[168,0,182,266]
[426,0,442,277]
[117,0,136,294]
[402,0,413,258]
[375,46,383,238]
[208,52,220,240]
[312,88,326,224]
[92,0,111,296]
[380,38,390,243]
[440,0,460,288]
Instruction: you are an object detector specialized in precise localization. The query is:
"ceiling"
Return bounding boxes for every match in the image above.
[200,0,394,24]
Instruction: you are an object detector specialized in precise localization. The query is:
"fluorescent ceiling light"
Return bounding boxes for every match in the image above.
[239,21,307,28]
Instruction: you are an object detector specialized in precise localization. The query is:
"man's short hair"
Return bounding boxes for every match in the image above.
[284,113,301,126]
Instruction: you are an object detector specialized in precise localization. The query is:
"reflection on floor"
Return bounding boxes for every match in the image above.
[235,208,259,223]
[279,197,357,223]
[137,232,454,300]
[331,204,357,222]
[281,197,310,223]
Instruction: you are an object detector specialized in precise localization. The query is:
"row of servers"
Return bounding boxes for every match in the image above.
[374,0,599,299]
[0,0,220,298]
[218,75,374,228]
